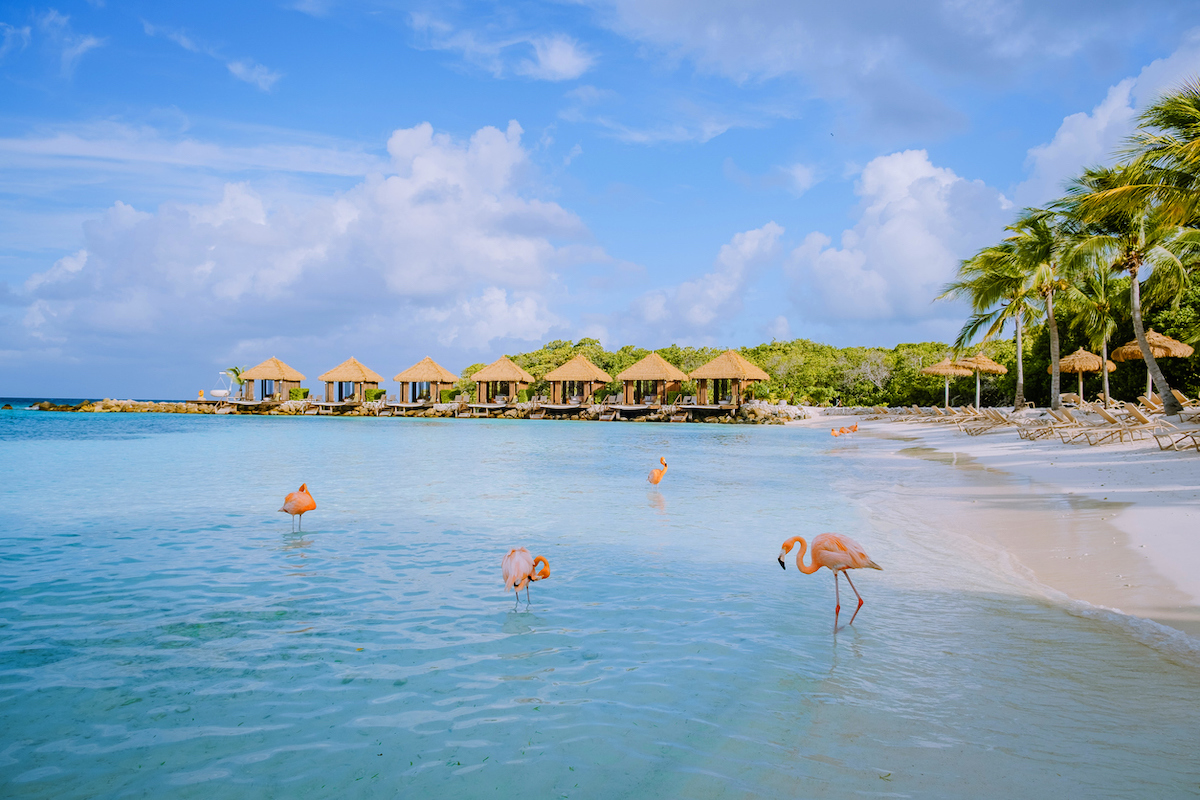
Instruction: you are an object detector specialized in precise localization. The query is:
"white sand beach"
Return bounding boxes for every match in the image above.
[791,412,1200,642]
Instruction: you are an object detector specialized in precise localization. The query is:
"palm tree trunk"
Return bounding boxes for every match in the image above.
[1047,291,1061,410]
[1129,267,1182,415]
[1101,339,1111,407]
[1013,310,1025,409]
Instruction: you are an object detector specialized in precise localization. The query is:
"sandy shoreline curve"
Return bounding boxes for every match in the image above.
[790,413,1200,641]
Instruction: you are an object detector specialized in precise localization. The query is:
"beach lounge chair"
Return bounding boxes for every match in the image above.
[1081,405,1158,445]
[1138,394,1164,414]
[1171,389,1200,408]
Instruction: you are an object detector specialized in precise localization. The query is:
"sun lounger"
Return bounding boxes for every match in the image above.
[1079,405,1160,445]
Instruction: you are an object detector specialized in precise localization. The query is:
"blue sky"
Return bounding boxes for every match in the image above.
[4,1,1200,396]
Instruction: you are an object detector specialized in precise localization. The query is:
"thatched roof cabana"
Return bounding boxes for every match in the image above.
[318,357,384,403]
[472,356,535,405]
[689,350,770,405]
[543,355,613,404]
[615,353,688,406]
[394,357,458,404]
[239,357,306,401]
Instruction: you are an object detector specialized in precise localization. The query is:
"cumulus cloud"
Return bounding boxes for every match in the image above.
[628,221,783,339]
[1013,30,1200,206]
[788,150,1010,322]
[6,120,597,382]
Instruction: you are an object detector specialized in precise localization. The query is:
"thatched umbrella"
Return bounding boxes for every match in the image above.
[1048,347,1114,400]
[958,354,1008,408]
[615,353,689,405]
[1110,329,1193,397]
[688,350,770,405]
[920,358,973,409]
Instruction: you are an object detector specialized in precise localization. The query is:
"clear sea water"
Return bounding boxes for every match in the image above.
[2,409,1198,799]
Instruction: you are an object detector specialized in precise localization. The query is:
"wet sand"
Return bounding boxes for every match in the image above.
[792,413,1200,640]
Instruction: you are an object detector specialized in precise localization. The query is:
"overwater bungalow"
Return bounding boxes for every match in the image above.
[393,357,458,409]
[614,353,688,407]
[317,357,383,404]
[470,356,534,413]
[689,350,770,407]
[542,355,613,409]
[237,357,306,403]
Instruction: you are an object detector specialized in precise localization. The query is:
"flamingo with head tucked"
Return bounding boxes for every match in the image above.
[279,484,316,531]
[778,534,882,631]
[502,547,551,605]
[648,457,668,485]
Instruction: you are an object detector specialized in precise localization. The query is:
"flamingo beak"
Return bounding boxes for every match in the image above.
[777,555,786,570]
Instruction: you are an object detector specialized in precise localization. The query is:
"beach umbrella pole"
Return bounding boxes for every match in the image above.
[944,377,949,409]
[1078,371,1083,399]
[975,371,980,409]
[1147,368,1152,398]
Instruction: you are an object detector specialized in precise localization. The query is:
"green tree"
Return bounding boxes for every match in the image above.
[941,240,1041,408]
[1061,163,1200,415]
[1061,265,1128,404]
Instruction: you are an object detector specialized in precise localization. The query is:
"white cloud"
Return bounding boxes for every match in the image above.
[38,10,105,77]
[24,248,87,292]
[422,287,564,348]
[411,17,593,82]
[788,150,1010,322]
[782,163,817,196]
[10,120,597,363]
[765,314,791,341]
[0,23,32,59]
[587,0,1183,136]
[227,60,282,91]
[1014,29,1200,206]
[0,121,384,177]
[144,22,283,91]
[516,35,594,81]
[630,221,783,338]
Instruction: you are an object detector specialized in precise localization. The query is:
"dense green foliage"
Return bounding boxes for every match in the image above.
[446,337,1025,407]
[289,387,309,401]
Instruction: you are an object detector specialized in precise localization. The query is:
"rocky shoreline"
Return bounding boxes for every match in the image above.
[23,398,807,424]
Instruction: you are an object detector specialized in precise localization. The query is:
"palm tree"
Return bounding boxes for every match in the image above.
[1009,209,1073,410]
[1061,265,1127,405]
[941,241,1039,408]
[1060,164,1200,416]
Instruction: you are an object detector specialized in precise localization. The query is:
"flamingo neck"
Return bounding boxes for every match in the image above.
[784,536,821,574]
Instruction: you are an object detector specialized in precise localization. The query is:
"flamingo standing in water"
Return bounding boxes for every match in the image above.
[648,457,668,485]
[778,534,882,631]
[279,484,316,531]
[502,547,551,605]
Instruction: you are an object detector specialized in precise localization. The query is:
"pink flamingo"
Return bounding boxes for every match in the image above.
[647,457,668,485]
[279,483,316,531]
[831,427,841,437]
[778,534,882,631]
[502,547,551,605]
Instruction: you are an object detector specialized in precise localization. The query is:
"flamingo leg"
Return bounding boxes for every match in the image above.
[297,513,302,532]
[833,571,841,632]
[843,571,865,626]
[525,583,531,605]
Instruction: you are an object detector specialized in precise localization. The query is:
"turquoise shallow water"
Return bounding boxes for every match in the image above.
[2,411,1199,799]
